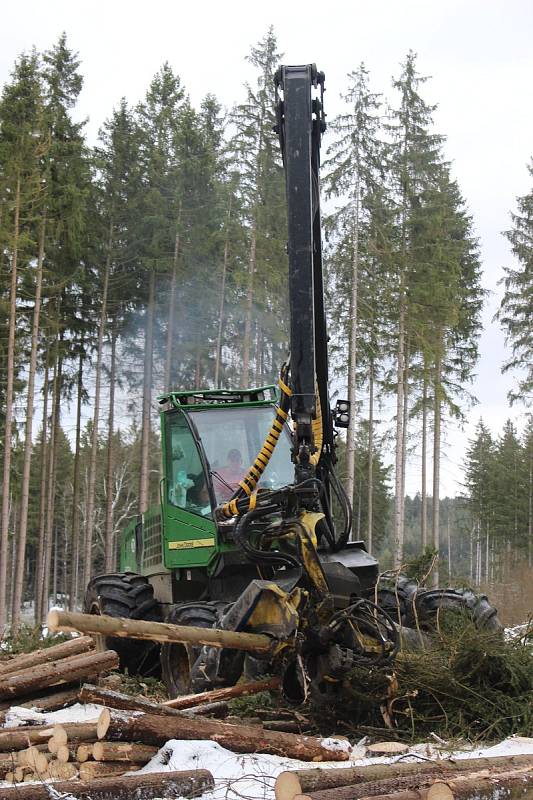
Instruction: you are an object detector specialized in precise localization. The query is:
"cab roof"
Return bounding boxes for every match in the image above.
[158,385,279,411]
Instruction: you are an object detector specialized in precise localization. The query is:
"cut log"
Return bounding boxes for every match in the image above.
[51,724,68,746]
[365,742,409,756]
[0,726,55,751]
[98,707,349,761]
[0,752,18,770]
[0,636,95,678]
[56,744,79,763]
[0,721,99,753]
[0,649,119,700]
[92,741,158,762]
[77,743,94,762]
[357,766,533,800]
[302,773,464,800]
[163,676,281,709]
[13,766,32,782]
[0,685,80,713]
[0,767,215,799]
[17,744,49,764]
[17,746,46,772]
[274,755,533,799]
[79,760,142,780]
[48,760,78,779]
[56,722,100,744]
[49,608,272,652]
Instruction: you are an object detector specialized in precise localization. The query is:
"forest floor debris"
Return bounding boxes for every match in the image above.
[0,618,531,797]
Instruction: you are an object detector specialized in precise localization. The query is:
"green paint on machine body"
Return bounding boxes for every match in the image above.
[119,385,294,584]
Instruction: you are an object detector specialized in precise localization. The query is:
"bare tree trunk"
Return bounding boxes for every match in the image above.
[421,367,428,549]
[0,175,21,633]
[393,281,406,568]
[41,351,62,619]
[35,356,49,624]
[139,270,155,514]
[346,201,360,519]
[164,202,181,393]
[12,216,45,629]
[69,354,84,610]
[469,525,474,582]
[485,524,490,582]
[52,524,58,600]
[214,197,232,388]
[241,228,257,387]
[104,327,117,571]
[431,352,442,587]
[254,320,262,385]
[367,358,374,553]
[527,444,533,567]
[447,512,451,577]
[8,504,17,623]
[194,333,202,389]
[356,474,363,539]
[400,340,410,533]
[83,253,111,589]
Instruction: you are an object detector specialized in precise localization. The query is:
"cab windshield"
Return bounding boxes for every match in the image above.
[190,406,293,504]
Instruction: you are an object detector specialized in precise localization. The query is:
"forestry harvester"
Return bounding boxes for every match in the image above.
[81,66,500,701]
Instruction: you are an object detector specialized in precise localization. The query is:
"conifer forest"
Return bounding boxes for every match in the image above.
[0,28,531,635]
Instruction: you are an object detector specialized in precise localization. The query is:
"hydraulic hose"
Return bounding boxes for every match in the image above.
[219,365,292,519]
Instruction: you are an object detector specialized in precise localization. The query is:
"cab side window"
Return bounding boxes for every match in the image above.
[166,413,211,517]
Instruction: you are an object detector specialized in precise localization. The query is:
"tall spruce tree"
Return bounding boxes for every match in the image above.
[498,160,533,406]
[232,27,287,386]
[135,63,184,514]
[0,50,47,630]
[35,33,88,622]
[324,64,384,530]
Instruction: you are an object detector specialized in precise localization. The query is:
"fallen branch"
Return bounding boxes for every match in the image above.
[163,676,281,709]
[79,683,187,716]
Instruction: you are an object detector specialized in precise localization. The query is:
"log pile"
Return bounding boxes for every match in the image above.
[0,635,118,711]
[0,673,349,793]
[1,623,531,800]
[275,756,533,800]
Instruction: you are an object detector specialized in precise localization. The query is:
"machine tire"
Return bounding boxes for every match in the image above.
[161,601,221,698]
[84,572,162,677]
[375,575,502,633]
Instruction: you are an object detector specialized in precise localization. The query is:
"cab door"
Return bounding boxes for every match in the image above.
[161,410,217,569]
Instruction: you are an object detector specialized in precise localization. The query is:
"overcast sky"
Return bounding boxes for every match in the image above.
[2,0,532,495]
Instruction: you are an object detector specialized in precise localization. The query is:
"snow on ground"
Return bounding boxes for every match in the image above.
[3,702,104,728]
[2,701,532,799]
[137,737,533,800]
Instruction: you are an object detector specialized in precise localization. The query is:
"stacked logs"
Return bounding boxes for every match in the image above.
[0,678,350,796]
[0,636,118,712]
[275,757,533,800]
[0,713,214,796]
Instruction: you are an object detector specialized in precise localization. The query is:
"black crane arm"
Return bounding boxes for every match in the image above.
[218,64,351,549]
[274,64,333,479]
